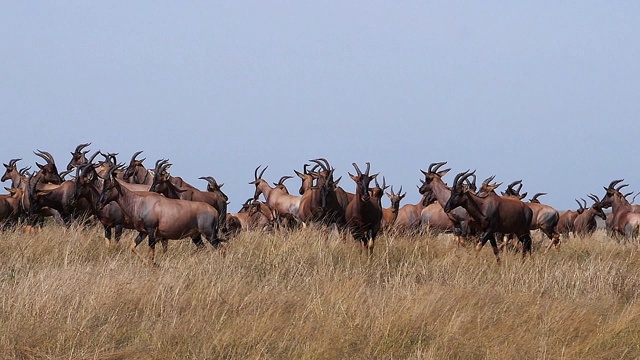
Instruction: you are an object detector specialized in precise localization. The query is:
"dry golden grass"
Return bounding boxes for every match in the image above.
[0,224,639,359]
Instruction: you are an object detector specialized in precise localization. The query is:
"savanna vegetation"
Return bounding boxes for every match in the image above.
[0,224,639,359]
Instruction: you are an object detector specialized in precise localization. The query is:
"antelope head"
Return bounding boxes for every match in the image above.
[199,176,229,201]
[588,194,607,220]
[478,175,501,197]
[370,176,389,202]
[249,165,268,200]
[97,164,124,210]
[443,170,475,213]
[149,160,172,193]
[418,161,451,194]
[600,179,624,208]
[73,163,98,202]
[2,158,22,182]
[385,185,406,213]
[310,158,335,186]
[34,149,62,184]
[294,164,317,195]
[349,162,377,202]
[66,142,91,171]
[122,151,146,181]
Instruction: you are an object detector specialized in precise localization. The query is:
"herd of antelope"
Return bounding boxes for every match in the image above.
[0,143,637,264]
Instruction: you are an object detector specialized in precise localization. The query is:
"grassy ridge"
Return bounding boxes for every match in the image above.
[0,225,639,359]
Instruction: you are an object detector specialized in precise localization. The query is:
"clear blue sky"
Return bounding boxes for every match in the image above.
[2,2,639,211]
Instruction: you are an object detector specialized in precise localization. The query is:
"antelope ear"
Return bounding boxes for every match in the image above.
[348,173,357,181]
[294,170,304,178]
[437,168,451,177]
[4,187,10,192]
[334,176,342,186]
[36,163,45,169]
[2,163,8,168]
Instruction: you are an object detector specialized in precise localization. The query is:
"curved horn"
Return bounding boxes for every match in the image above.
[587,194,599,204]
[154,159,169,173]
[74,143,91,153]
[608,179,624,190]
[530,192,546,202]
[34,150,55,164]
[427,161,447,174]
[352,163,362,176]
[129,151,144,164]
[453,170,473,189]
[198,176,217,185]
[482,175,496,186]
[8,158,22,167]
[59,169,73,179]
[19,166,31,176]
[254,165,267,180]
[507,180,522,189]
[616,183,629,191]
[581,198,588,209]
[258,165,267,180]
[277,175,292,185]
[84,151,100,165]
[309,159,329,172]
[313,158,332,171]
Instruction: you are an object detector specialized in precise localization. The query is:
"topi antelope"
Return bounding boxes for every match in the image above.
[122,151,155,185]
[345,162,383,255]
[600,180,640,239]
[66,143,91,171]
[556,199,586,236]
[149,161,228,232]
[444,171,533,262]
[419,162,475,244]
[98,165,223,264]
[250,165,301,227]
[297,159,347,226]
[0,187,23,229]
[573,194,606,237]
[381,185,405,231]
[33,150,63,185]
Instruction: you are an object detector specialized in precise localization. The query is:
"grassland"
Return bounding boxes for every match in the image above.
[0,224,639,359]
